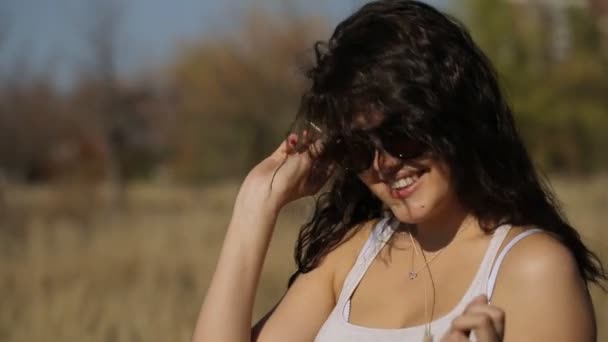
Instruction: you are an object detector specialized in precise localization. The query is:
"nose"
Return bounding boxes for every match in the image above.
[372,148,403,176]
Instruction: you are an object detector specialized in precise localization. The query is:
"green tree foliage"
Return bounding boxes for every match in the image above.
[171,2,607,182]
[459,0,608,173]
[169,11,326,181]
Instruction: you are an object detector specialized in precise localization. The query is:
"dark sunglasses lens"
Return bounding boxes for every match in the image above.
[381,131,427,160]
[342,139,375,172]
[327,137,374,172]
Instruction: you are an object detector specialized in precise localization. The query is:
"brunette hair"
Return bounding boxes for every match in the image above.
[288,0,606,288]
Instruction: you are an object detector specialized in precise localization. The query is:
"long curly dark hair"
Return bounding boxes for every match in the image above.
[287,0,606,289]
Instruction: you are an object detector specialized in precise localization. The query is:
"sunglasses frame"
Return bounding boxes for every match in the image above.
[323,121,429,173]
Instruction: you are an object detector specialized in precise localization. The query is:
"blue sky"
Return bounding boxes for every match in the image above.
[0,0,445,88]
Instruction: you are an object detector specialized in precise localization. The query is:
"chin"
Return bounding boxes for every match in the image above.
[387,200,434,224]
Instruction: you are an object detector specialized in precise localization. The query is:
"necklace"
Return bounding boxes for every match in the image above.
[406,223,470,280]
[407,235,445,280]
[413,236,436,341]
[420,245,434,342]
[406,223,471,342]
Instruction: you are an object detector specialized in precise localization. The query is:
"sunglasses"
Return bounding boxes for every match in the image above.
[324,122,429,173]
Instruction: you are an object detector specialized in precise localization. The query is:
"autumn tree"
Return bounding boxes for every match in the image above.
[169,9,327,181]
[458,0,608,173]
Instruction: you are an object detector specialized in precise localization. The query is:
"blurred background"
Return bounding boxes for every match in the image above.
[0,0,606,341]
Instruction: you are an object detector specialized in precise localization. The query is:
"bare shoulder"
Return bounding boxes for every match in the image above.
[254,219,379,341]
[325,219,379,296]
[491,227,595,341]
[497,227,580,281]
[292,218,378,279]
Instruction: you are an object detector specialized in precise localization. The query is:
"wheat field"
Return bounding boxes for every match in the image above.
[0,175,606,342]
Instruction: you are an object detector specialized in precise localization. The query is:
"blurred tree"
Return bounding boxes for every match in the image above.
[459,0,608,173]
[78,0,173,186]
[169,9,326,181]
[0,8,7,53]
[0,0,173,190]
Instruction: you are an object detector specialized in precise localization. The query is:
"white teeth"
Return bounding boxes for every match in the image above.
[391,175,419,189]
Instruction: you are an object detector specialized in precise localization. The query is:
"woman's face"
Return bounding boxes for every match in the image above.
[350,114,460,224]
[358,151,457,224]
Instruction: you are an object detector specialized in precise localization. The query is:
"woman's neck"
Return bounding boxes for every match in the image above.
[400,202,477,252]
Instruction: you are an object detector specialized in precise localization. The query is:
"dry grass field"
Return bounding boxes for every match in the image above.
[0,175,606,342]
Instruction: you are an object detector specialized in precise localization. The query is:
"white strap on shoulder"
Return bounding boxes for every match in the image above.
[338,217,395,303]
[486,228,544,301]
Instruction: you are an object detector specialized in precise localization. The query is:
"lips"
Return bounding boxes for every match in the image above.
[388,170,426,199]
[390,174,419,190]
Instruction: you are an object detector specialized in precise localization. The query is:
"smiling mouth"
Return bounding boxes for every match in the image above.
[389,170,426,190]
[390,175,418,190]
[387,169,427,199]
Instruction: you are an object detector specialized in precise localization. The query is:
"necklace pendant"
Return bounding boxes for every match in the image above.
[408,271,417,280]
[422,333,433,342]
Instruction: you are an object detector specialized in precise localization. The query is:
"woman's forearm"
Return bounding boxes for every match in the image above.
[193,138,320,342]
[192,204,279,342]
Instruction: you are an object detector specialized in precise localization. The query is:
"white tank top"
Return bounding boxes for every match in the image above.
[314,216,542,341]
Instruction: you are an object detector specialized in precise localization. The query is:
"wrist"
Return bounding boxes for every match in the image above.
[234,182,284,216]
[227,204,279,250]
[231,202,280,225]
[232,193,280,228]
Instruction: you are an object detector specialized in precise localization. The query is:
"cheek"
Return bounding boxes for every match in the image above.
[356,159,456,217]
[409,163,454,211]
[391,163,455,221]
[422,169,451,202]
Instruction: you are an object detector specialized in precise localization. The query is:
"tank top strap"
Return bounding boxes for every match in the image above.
[336,216,397,306]
[486,228,544,301]
[480,224,512,274]
[459,223,512,302]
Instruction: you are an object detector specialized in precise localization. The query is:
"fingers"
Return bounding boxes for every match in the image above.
[272,132,323,176]
[287,134,299,154]
[273,130,334,186]
[279,132,314,154]
[276,133,298,156]
[467,294,489,306]
[280,131,328,160]
[440,331,470,342]
[463,295,504,332]
[450,312,499,341]
[443,295,505,342]
[464,303,505,338]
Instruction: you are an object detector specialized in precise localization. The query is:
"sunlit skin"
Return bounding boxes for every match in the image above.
[194,35,596,342]
[360,152,457,226]
[351,113,469,246]
[193,0,600,340]
[193,126,595,342]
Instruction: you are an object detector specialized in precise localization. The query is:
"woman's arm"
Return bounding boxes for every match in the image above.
[443,231,595,342]
[192,135,335,342]
[192,204,280,342]
[250,220,375,342]
[490,232,596,341]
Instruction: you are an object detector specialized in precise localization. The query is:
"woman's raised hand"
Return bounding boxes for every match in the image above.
[441,295,505,342]
[193,132,333,342]
[234,133,333,215]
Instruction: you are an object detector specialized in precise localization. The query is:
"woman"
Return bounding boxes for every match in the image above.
[193,1,605,341]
